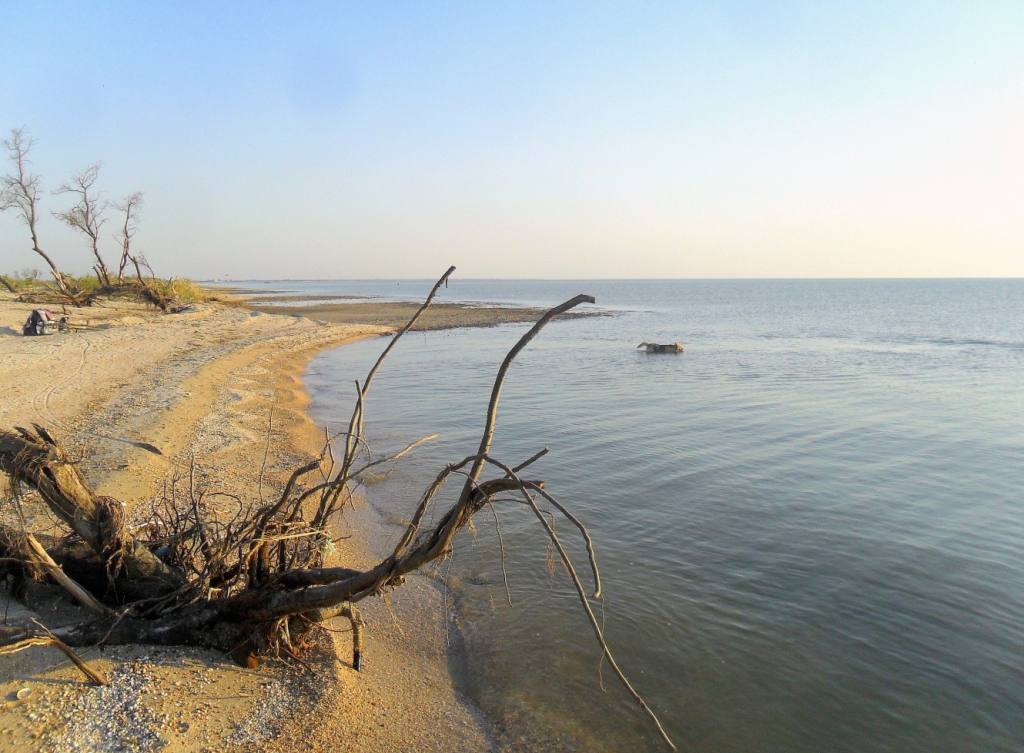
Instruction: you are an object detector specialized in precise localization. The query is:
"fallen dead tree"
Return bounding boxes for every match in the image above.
[78,278,174,311]
[0,266,676,750]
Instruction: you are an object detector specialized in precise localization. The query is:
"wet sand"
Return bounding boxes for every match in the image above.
[249,300,598,331]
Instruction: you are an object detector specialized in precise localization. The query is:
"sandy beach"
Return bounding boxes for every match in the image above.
[0,292,496,751]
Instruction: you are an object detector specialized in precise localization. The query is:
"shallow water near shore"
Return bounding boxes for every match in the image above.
[285,279,1024,751]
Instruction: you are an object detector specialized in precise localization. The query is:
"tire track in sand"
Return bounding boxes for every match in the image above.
[30,336,92,429]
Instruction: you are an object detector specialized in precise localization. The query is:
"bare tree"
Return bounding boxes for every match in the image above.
[110,191,143,283]
[54,163,111,286]
[0,127,75,298]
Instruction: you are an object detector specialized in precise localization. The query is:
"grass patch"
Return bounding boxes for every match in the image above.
[0,271,49,292]
[149,278,211,303]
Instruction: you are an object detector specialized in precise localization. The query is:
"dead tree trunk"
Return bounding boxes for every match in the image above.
[129,255,170,310]
[111,191,143,285]
[0,426,184,598]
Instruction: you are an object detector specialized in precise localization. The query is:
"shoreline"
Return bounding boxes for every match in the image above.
[262,324,495,753]
[0,293,495,751]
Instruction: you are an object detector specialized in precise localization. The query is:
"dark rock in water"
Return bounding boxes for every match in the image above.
[637,341,683,353]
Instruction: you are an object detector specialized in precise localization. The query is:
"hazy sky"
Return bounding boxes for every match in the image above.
[1,2,1022,279]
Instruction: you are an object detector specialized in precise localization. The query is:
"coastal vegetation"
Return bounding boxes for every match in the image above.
[1,270,210,305]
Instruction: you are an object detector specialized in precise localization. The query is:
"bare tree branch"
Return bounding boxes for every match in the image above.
[0,632,108,685]
[109,191,143,284]
[24,534,113,616]
[54,162,111,285]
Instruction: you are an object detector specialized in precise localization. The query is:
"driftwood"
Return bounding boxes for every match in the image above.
[0,633,108,686]
[0,267,676,750]
[23,534,113,616]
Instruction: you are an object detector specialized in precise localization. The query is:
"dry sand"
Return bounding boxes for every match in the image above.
[0,293,497,751]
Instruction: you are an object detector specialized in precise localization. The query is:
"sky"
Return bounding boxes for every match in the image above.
[1,2,1022,279]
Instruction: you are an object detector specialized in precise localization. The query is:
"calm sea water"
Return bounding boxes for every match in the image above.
[242,279,1024,751]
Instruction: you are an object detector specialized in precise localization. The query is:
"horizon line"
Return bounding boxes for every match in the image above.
[201,276,1024,283]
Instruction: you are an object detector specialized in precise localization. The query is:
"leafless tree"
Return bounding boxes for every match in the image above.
[110,191,143,283]
[0,127,75,298]
[54,163,111,285]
